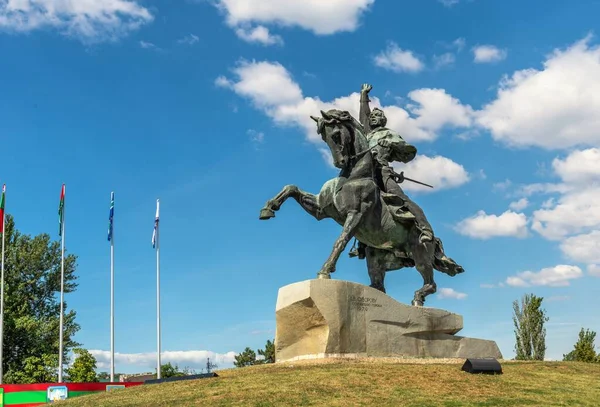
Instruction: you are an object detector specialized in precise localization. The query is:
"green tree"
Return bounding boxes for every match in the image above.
[1,214,81,383]
[7,354,59,384]
[234,347,257,367]
[257,339,275,364]
[512,293,549,360]
[563,328,599,363]
[160,362,188,378]
[65,348,98,382]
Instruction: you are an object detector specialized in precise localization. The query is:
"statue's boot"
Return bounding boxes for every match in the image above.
[349,241,367,259]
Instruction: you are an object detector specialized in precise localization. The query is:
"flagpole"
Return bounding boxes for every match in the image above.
[58,184,65,383]
[109,192,115,382]
[155,199,161,379]
[0,184,6,384]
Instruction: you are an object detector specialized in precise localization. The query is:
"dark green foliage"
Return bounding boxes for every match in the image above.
[161,362,195,378]
[512,293,549,361]
[563,328,599,363]
[235,339,276,367]
[1,214,80,383]
[257,339,275,364]
[234,347,257,367]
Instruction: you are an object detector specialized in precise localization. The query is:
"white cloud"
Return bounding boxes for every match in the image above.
[437,288,467,299]
[454,210,528,239]
[531,187,600,240]
[139,40,156,49]
[560,231,600,264]
[510,149,600,242]
[505,265,583,287]
[215,0,374,39]
[493,179,512,192]
[393,155,470,193]
[453,37,466,51]
[177,33,199,45]
[516,182,571,198]
[476,35,600,149]
[374,42,425,73]
[587,264,600,277]
[90,349,237,371]
[438,0,460,7]
[401,88,475,135]
[509,198,529,211]
[235,25,283,46]
[0,0,153,43]
[215,61,303,108]
[472,45,507,63]
[480,283,505,288]
[217,60,474,145]
[433,52,456,69]
[247,129,265,143]
[552,148,600,184]
[541,198,555,209]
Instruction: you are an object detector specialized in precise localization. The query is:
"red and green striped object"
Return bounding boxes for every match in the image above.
[0,382,144,406]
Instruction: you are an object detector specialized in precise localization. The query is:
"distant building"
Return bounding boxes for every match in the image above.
[120,372,156,382]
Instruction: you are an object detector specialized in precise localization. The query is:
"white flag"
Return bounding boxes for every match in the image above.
[152,199,159,248]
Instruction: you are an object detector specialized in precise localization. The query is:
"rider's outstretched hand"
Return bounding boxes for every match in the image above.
[361,83,373,94]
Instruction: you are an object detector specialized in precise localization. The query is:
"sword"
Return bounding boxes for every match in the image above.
[391,170,434,189]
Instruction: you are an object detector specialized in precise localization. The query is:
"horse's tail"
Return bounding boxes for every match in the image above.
[432,237,465,276]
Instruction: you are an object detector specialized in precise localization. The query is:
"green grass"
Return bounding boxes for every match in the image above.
[57,359,600,406]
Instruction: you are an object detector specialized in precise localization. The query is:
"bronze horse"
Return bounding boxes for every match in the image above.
[259,109,463,306]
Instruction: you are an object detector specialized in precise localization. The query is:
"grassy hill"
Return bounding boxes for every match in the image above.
[59,358,600,406]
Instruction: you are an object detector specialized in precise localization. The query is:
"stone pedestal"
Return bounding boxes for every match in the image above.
[275,279,502,362]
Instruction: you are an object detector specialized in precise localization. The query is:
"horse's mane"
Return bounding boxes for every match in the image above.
[319,109,367,141]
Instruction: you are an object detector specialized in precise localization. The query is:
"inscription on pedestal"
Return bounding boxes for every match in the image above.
[349,295,384,311]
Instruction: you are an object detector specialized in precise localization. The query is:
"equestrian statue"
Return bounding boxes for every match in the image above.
[259,83,464,306]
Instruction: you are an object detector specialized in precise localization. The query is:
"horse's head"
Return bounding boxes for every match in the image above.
[311,109,360,169]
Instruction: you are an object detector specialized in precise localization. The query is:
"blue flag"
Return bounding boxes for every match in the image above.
[108,192,114,241]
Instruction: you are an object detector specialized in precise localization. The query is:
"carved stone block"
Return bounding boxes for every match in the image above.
[275,279,502,362]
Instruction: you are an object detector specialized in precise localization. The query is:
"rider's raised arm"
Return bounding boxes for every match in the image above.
[360,84,372,134]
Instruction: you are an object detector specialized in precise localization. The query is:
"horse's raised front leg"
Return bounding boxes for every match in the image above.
[259,185,325,221]
[317,211,363,279]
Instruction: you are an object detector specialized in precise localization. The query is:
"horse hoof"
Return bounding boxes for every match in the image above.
[411,299,424,307]
[317,272,331,280]
[259,208,275,220]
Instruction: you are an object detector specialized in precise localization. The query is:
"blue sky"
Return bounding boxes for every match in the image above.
[1,0,600,373]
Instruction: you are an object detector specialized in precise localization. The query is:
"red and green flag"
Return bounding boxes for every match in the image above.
[58,184,65,236]
[0,184,5,234]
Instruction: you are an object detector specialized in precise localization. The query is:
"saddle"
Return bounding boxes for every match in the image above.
[380,192,416,224]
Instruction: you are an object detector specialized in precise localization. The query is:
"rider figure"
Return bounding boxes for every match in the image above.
[356,83,434,251]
